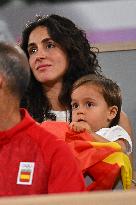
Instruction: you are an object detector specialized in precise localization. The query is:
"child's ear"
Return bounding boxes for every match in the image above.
[108,106,118,121]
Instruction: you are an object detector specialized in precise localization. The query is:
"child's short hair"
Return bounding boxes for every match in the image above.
[72,74,122,127]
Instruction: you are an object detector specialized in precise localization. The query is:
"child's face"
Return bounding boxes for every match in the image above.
[71,84,114,132]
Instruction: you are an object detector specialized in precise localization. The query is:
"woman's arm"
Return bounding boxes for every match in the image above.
[119,111,133,137]
[119,111,133,158]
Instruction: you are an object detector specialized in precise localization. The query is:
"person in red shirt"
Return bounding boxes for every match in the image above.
[0,42,86,196]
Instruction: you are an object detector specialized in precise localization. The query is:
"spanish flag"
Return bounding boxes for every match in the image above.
[41,121,132,190]
[19,171,31,183]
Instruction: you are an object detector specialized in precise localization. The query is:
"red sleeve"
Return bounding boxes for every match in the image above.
[47,141,86,193]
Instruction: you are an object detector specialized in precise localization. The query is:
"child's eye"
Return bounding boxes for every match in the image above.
[71,103,79,110]
[86,101,93,108]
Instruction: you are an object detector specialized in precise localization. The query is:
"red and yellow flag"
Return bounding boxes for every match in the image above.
[41,121,132,190]
[19,171,31,183]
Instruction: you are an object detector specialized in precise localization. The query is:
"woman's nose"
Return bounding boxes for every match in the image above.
[36,47,47,59]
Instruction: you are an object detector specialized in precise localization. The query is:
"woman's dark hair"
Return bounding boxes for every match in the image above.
[20,14,101,122]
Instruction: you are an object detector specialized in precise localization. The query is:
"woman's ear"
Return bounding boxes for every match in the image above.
[0,74,6,89]
[0,75,3,88]
[107,105,118,121]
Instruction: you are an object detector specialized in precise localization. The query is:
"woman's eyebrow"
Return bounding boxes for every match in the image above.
[42,38,52,44]
[28,38,52,48]
[28,42,35,49]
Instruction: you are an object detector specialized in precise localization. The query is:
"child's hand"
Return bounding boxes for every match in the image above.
[69,121,91,133]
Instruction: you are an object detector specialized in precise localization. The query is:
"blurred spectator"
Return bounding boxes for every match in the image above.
[0,20,14,42]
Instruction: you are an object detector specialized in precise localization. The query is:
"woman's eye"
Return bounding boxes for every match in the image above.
[46,42,55,49]
[28,47,37,55]
[71,103,79,110]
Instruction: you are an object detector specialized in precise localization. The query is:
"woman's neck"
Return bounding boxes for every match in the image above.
[42,82,66,111]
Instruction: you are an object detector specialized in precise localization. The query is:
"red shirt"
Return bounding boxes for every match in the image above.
[0,109,85,196]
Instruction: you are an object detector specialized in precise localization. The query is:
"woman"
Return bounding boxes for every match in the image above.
[20,14,100,122]
[20,14,132,135]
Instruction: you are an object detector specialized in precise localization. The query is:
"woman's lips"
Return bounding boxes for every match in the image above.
[36,64,51,70]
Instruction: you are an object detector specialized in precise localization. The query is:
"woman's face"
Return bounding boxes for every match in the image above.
[27,26,69,85]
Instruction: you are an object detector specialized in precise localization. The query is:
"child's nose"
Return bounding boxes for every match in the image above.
[77,107,85,115]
